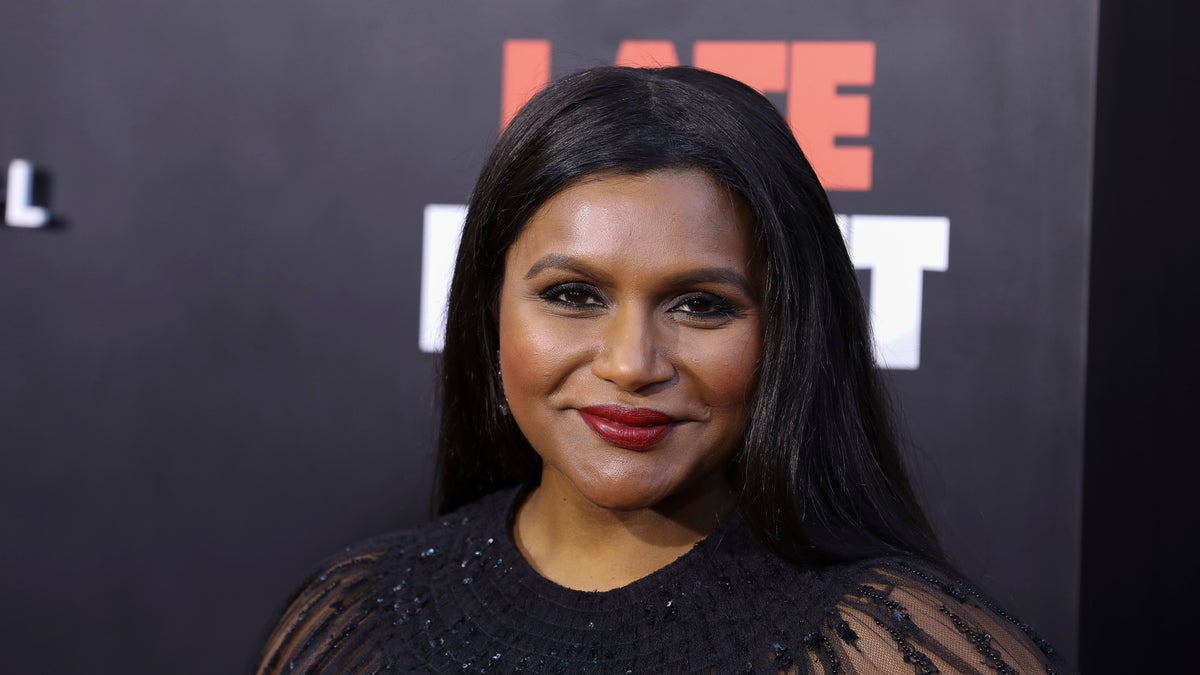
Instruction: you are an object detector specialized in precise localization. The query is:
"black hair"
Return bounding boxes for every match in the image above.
[436,66,942,564]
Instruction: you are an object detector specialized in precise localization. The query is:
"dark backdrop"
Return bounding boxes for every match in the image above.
[0,2,1110,673]
[1079,1,1199,673]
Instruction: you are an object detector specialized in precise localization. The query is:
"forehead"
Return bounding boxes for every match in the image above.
[507,170,756,272]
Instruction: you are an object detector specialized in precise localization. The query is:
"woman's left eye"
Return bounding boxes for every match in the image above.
[671,293,738,319]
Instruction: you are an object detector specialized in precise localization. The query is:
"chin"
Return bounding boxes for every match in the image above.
[577,487,669,512]
[565,463,692,513]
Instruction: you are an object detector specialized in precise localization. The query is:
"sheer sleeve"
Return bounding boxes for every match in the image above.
[254,540,392,675]
[805,560,1073,675]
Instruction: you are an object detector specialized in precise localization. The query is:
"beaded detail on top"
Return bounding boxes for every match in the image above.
[255,488,1073,674]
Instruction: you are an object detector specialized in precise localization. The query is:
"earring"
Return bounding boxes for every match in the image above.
[496,352,509,416]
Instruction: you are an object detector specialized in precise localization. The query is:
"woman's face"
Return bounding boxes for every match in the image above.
[498,169,763,512]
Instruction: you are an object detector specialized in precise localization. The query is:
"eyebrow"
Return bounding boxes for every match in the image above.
[523,254,607,282]
[523,253,756,298]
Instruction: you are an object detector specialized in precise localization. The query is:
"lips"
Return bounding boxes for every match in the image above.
[577,405,677,450]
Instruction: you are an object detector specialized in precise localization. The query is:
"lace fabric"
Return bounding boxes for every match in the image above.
[256,488,1071,674]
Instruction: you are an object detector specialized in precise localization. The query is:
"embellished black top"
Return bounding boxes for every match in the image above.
[256,488,1072,674]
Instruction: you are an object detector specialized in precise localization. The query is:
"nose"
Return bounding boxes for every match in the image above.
[591,305,675,391]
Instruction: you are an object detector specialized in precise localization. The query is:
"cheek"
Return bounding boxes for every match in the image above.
[696,334,761,464]
[680,330,763,409]
[498,296,592,402]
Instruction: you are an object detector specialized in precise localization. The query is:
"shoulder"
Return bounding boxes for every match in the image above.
[252,530,417,675]
[253,488,518,675]
[807,557,1074,675]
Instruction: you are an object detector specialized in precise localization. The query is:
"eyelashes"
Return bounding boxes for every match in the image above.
[540,283,605,309]
[536,282,743,324]
[671,292,740,318]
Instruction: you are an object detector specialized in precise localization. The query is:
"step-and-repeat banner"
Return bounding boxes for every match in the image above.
[0,2,1095,672]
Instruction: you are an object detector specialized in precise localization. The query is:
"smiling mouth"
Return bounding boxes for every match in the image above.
[577,405,677,451]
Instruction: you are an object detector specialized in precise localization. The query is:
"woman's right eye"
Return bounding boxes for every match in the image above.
[539,284,604,309]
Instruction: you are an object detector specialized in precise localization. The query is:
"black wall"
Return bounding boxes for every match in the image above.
[1079,1,1199,672]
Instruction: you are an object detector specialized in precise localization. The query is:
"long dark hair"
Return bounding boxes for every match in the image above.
[437,66,942,564]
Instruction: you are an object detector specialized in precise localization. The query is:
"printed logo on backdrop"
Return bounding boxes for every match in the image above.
[420,40,949,370]
[2,159,52,229]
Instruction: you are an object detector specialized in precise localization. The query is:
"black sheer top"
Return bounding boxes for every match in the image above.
[256,488,1072,674]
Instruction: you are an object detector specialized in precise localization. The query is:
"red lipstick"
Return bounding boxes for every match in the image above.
[577,405,677,450]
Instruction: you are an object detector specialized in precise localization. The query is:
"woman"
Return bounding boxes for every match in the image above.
[257,66,1072,673]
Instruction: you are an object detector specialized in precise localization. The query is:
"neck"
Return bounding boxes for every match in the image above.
[512,470,736,591]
